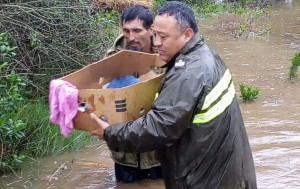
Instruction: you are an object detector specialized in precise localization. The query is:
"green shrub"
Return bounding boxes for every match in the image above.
[203,3,228,14]
[1,0,119,97]
[231,0,258,7]
[0,32,94,173]
[232,5,272,38]
[288,51,300,79]
[257,23,271,36]
[239,83,260,102]
[152,0,167,14]
[0,32,27,172]
[235,6,248,15]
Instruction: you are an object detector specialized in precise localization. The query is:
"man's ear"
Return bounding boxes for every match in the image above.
[149,24,154,35]
[183,28,194,42]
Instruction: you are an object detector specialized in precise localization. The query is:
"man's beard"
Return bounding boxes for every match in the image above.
[126,42,143,52]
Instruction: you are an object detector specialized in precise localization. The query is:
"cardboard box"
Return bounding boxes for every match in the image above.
[61,50,165,132]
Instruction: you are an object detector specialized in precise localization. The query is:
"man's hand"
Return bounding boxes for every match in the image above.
[90,113,110,140]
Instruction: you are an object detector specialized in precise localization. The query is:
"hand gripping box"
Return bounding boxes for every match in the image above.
[61,50,165,132]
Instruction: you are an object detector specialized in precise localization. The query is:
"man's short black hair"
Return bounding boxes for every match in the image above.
[121,4,153,29]
[157,1,198,33]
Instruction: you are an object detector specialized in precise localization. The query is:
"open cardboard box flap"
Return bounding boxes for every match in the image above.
[61,50,165,132]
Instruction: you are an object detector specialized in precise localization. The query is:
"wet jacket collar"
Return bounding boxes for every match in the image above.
[162,32,204,70]
[180,32,204,55]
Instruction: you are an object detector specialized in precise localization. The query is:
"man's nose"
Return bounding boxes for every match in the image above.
[129,32,135,41]
[153,36,162,47]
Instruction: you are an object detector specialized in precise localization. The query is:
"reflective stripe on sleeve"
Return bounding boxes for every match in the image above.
[202,69,231,111]
[193,69,236,124]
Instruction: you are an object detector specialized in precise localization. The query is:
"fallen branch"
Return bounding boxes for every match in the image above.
[46,162,67,185]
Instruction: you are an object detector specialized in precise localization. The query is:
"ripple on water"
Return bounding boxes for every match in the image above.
[261,99,284,107]
[254,147,300,189]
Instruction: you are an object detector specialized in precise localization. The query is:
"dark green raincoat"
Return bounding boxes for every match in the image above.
[104,33,257,189]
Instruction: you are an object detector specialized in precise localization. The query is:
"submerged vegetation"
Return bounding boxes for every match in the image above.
[231,5,272,38]
[288,51,300,79]
[239,83,260,102]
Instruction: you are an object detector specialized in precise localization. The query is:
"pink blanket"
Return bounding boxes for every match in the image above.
[49,79,79,137]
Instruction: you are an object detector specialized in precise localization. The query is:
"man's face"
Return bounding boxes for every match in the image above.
[122,19,152,52]
[153,14,188,62]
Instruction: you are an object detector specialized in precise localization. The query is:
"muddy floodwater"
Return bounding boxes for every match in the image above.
[1,2,299,189]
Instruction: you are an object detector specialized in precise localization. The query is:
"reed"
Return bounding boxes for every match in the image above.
[17,100,94,157]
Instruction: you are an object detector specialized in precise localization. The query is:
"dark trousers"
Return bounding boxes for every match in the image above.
[114,163,162,183]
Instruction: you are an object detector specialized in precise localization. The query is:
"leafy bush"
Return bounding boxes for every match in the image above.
[0,0,119,97]
[0,31,95,173]
[239,83,260,102]
[152,0,166,13]
[0,32,27,172]
[288,51,300,79]
[231,5,272,38]
[180,0,209,6]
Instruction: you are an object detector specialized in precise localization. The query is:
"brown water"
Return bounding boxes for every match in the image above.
[1,2,300,189]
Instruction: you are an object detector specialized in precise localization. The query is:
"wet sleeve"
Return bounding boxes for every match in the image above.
[104,68,206,153]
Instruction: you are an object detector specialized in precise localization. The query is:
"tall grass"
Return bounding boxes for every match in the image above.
[17,100,94,158]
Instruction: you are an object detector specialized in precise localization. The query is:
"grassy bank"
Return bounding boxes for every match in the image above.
[0,98,94,173]
[18,100,94,158]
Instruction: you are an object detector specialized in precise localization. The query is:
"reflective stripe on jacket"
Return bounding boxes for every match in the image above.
[155,68,235,124]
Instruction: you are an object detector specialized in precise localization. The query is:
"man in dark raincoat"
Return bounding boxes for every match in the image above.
[91,1,257,188]
[105,4,161,183]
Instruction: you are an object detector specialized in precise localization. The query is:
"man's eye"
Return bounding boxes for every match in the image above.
[153,33,167,41]
[133,29,142,33]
